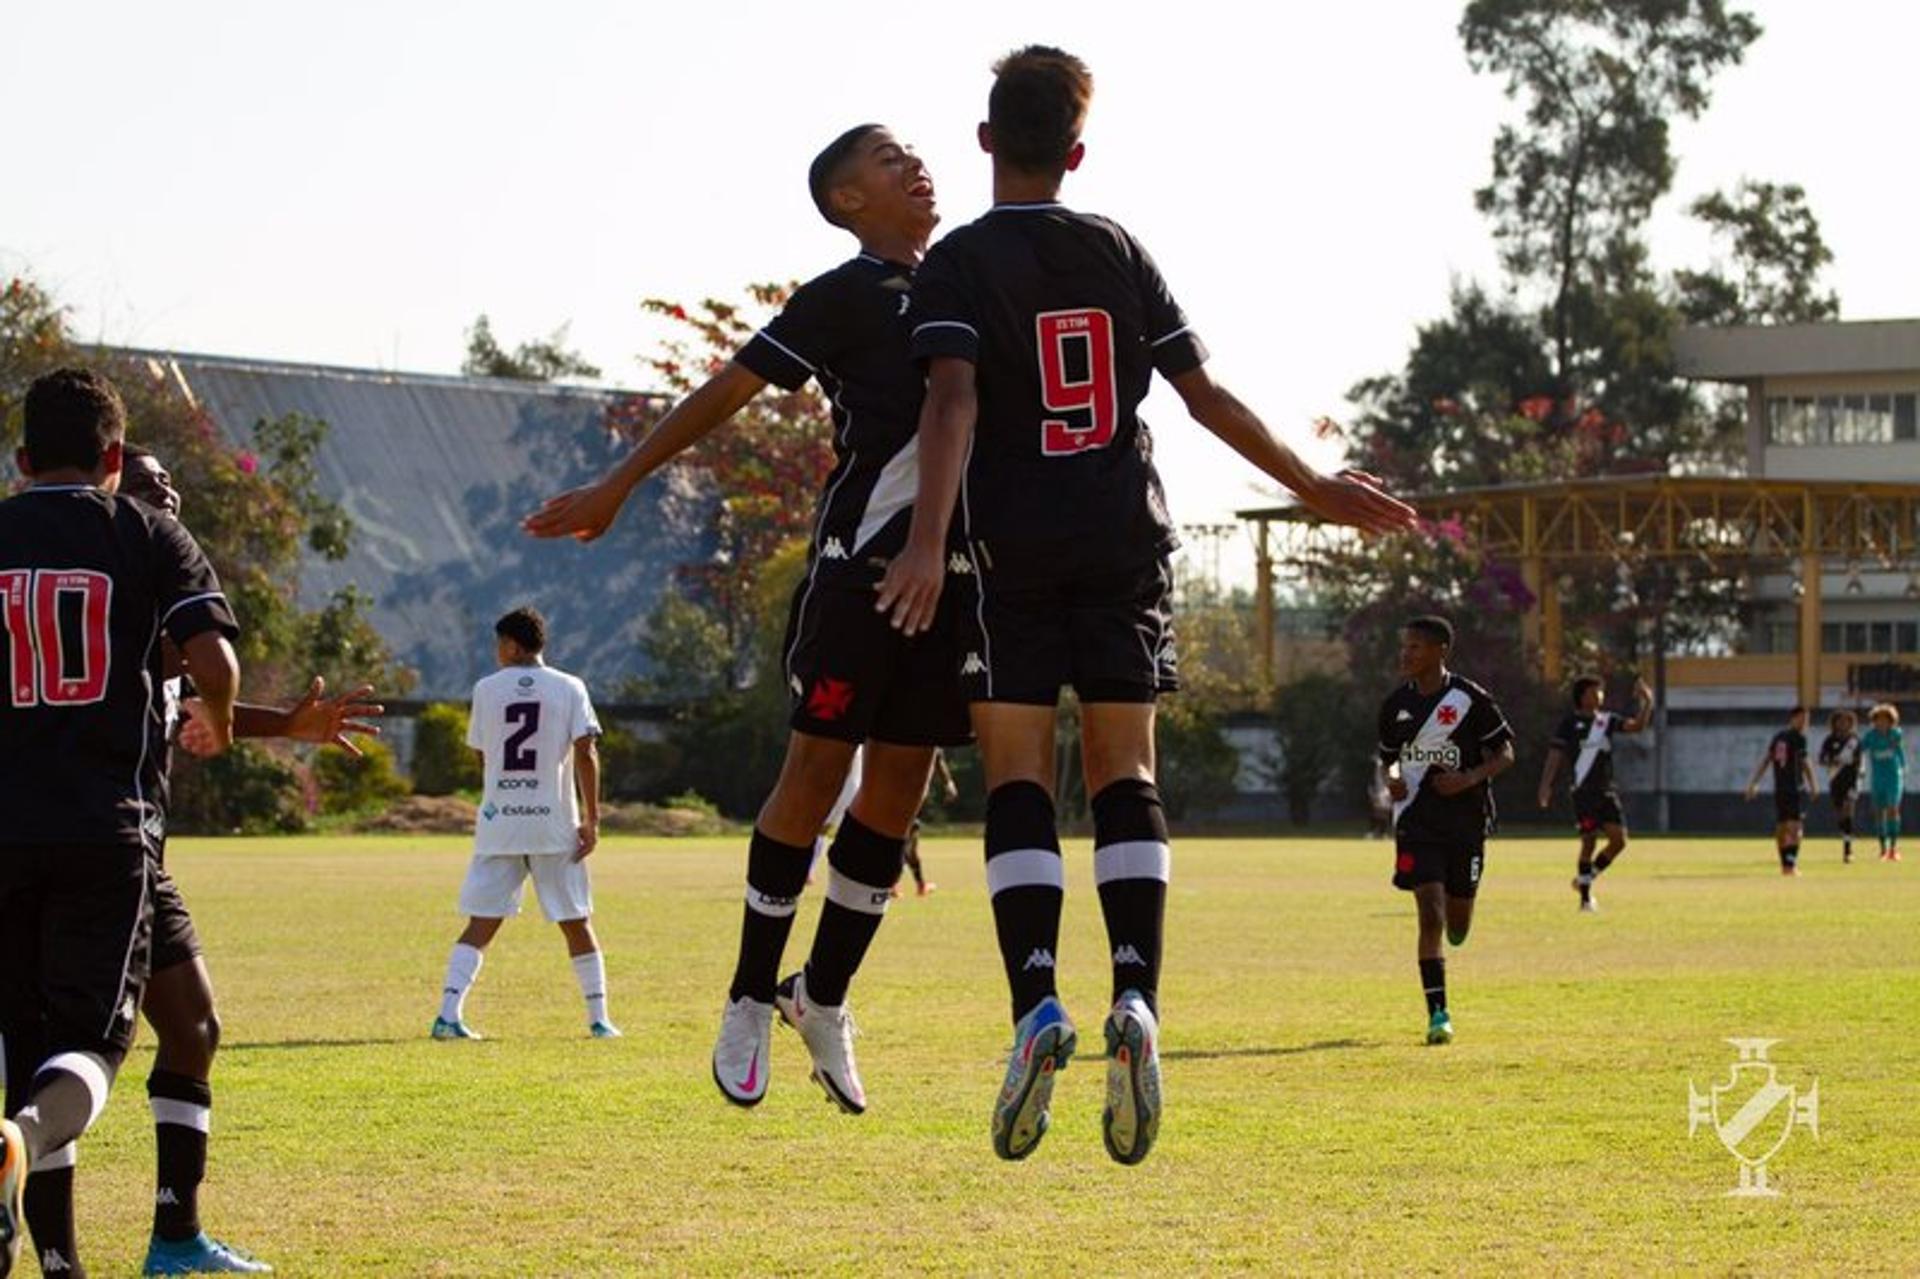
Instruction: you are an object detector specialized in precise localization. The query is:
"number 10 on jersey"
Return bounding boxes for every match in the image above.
[1036,307,1117,456]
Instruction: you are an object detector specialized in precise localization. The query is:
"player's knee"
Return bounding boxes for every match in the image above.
[827,814,907,891]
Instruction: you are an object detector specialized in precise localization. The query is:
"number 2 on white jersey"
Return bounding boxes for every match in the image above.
[1035,308,1117,456]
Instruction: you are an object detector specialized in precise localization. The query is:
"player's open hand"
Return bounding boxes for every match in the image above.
[1743,784,1758,801]
[285,676,385,755]
[1298,469,1418,536]
[574,821,599,862]
[876,540,945,636]
[524,481,625,543]
[1386,777,1408,802]
[177,698,235,758]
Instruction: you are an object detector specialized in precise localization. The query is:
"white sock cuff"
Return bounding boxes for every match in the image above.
[986,848,1064,896]
[36,1052,112,1128]
[149,1097,213,1133]
[745,885,801,918]
[1094,839,1171,885]
[825,868,892,916]
[36,1142,77,1171]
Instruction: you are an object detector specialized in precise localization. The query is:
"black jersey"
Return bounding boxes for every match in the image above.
[907,203,1208,573]
[1818,731,1860,790]
[1376,672,1514,845]
[736,253,927,582]
[1550,710,1623,797]
[1769,729,1809,795]
[0,485,238,848]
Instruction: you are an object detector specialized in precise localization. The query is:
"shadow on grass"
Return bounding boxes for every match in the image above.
[1163,1037,1371,1062]
[225,1038,426,1051]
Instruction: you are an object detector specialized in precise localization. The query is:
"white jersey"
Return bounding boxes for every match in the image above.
[466,663,600,856]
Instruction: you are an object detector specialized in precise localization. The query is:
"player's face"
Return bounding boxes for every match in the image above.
[1872,711,1893,730]
[838,130,937,236]
[1398,630,1444,679]
[121,453,182,518]
[1790,710,1809,731]
[1579,686,1603,713]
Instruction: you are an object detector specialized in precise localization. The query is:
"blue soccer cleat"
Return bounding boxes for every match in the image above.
[1426,1008,1455,1046]
[1102,990,1163,1166]
[991,996,1076,1161]
[143,1231,273,1274]
[589,1020,623,1039]
[430,1016,483,1040]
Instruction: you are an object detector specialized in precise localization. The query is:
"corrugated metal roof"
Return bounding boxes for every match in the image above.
[115,349,706,700]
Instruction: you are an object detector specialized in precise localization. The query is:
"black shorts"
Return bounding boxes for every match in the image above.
[1573,790,1625,833]
[1393,839,1485,899]
[1774,788,1805,823]
[959,550,1177,705]
[150,860,204,974]
[0,843,153,1067]
[1829,778,1859,812]
[782,576,972,748]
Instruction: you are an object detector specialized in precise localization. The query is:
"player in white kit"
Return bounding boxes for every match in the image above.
[431,607,616,1039]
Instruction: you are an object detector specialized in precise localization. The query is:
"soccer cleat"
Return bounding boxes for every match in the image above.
[1579,897,1599,914]
[142,1231,273,1274]
[712,995,774,1107]
[1101,990,1162,1166]
[1426,1008,1454,1045]
[430,1016,482,1040]
[774,972,866,1115]
[916,881,938,897]
[589,1021,623,1039]
[1,1117,25,1278]
[1887,848,1902,862]
[991,995,1077,1161]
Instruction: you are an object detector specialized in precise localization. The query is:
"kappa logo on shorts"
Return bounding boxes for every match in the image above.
[807,677,855,722]
[820,537,848,560]
[947,552,973,575]
[961,652,988,676]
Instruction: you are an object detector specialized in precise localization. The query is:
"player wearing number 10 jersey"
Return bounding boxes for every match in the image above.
[877,46,1416,1166]
[431,607,614,1040]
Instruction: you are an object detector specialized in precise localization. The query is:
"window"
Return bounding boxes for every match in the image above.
[1870,621,1894,653]
[1898,620,1920,653]
[1767,392,1920,445]
[1846,622,1870,652]
[1765,621,1799,653]
[1822,622,1844,653]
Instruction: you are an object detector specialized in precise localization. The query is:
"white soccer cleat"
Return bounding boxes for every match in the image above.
[775,971,866,1115]
[712,995,774,1107]
[1579,897,1599,914]
[1102,990,1163,1166]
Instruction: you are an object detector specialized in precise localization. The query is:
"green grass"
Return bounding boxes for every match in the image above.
[46,832,1920,1276]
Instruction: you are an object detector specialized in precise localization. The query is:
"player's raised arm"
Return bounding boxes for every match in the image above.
[188,676,385,758]
[1618,679,1655,734]
[876,355,974,635]
[1166,366,1416,535]
[523,361,768,542]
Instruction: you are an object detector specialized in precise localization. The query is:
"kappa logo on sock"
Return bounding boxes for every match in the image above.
[156,1188,181,1206]
[42,1250,73,1273]
[1022,948,1055,971]
[1112,944,1146,967]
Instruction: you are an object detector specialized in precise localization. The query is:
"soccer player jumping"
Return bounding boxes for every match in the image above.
[877,46,1415,1163]
[1376,617,1515,1045]
[525,126,969,1114]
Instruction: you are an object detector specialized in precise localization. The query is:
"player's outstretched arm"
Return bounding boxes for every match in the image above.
[523,362,768,543]
[182,677,384,758]
[1619,678,1655,733]
[877,357,974,635]
[1537,747,1563,808]
[573,736,601,862]
[180,631,240,756]
[1167,366,1416,536]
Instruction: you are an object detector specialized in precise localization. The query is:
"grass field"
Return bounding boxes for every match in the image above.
[41,831,1920,1276]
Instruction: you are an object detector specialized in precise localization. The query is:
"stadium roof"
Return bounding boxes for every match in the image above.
[1672,317,1920,380]
[112,348,705,700]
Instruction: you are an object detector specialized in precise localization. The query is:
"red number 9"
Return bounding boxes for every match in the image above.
[1036,308,1118,456]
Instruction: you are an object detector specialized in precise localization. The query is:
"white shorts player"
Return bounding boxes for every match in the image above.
[432,607,618,1039]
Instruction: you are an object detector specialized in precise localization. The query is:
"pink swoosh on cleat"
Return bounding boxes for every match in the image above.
[736,1050,760,1095]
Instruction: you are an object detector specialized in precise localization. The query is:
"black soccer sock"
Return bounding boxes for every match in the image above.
[1781,842,1800,869]
[803,815,905,1007]
[148,1069,211,1242]
[1575,852,1594,902]
[1420,957,1447,1015]
[1092,778,1170,1014]
[985,781,1064,1023]
[24,1152,84,1278]
[1594,848,1619,875]
[728,828,814,1004]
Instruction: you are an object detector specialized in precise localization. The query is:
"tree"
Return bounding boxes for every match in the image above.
[608,287,836,686]
[1675,180,1839,326]
[412,702,482,796]
[1271,672,1369,825]
[462,314,601,381]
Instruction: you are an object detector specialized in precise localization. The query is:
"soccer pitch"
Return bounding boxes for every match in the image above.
[60,832,1920,1276]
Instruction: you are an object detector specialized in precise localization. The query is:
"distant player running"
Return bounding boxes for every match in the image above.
[1537,676,1652,911]
[1860,703,1905,861]
[877,46,1414,1162]
[1744,706,1816,876]
[1376,617,1515,1046]
[1,369,241,1279]
[432,608,613,1039]
[1817,709,1863,863]
[525,125,968,1115]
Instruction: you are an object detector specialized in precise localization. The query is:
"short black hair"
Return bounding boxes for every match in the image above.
[122,441,154,462]
[989,45,1093,174]
[1789,704,1807,717]
[23,367,126,472]
[495,606,547,654]
[1571,676,1602,707]
[1404,615,1454,648]
[808,124,884,228]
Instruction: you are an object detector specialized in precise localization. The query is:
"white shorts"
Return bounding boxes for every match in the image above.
[458,854,592,922]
